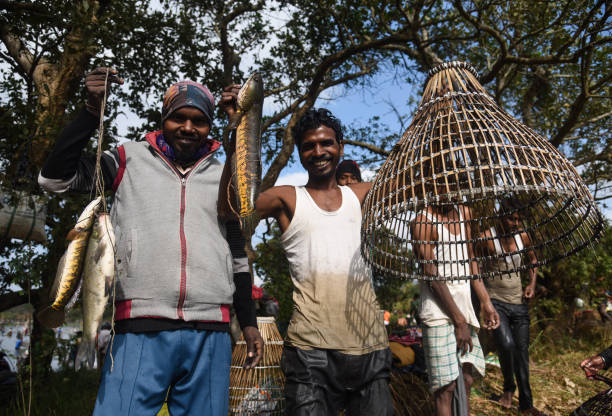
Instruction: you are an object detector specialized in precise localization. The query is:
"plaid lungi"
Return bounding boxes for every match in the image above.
[422,323,485,391]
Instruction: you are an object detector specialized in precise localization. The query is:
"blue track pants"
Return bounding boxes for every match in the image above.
[93,329,231,415]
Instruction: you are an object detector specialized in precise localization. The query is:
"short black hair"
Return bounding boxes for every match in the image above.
[292,108,343,150]
[499,196,522,214]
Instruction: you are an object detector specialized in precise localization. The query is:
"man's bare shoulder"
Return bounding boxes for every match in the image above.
[347,181,372,203]
[519,231,532,246]
[458,204,473,220]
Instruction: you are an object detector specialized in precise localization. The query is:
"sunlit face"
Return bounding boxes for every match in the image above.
[162,107,211,162]
[337,172,359,185]
[299,125,343,180]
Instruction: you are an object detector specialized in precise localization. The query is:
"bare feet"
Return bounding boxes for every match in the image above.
[499,391,513,409]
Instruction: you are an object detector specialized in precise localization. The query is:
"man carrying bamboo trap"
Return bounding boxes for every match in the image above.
[255,108,394,416]
[411,191,500,416]
[38,67,263,415]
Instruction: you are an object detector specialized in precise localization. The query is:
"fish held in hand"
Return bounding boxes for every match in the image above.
[76,212,115,370]
[37,196,103,328]
[229,73,264,237]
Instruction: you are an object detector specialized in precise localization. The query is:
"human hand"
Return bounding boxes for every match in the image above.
[85,67,123,116]
[454,321,473,357]
[524,284,536,299]
[482,302,500,330]
[242,326,264,369]
[219,84,241,119]
[580,355,605,379]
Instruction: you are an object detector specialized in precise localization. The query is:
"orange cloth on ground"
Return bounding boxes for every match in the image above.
[389,341,415,367]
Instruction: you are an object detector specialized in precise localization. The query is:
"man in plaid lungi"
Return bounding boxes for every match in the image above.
[412,204,500,416]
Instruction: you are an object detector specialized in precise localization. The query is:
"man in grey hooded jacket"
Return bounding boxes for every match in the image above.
[39,67,262,416]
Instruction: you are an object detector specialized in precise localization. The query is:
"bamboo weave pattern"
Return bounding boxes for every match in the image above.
[229,317,284,415]
[361,61,603,280]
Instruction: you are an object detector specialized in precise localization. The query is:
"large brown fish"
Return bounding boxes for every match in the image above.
[229,73,263,237]
[37,196,102,328]
[76,212,115,370]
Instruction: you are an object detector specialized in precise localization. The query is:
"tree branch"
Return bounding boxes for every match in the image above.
[454,0,508,84]
[0,0,48,14]
[0,289,41,312]
[343,139,390,156]
[550,71,612,147]
[0,23,35,75]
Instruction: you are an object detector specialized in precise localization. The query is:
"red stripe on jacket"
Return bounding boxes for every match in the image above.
[112,145,126,191]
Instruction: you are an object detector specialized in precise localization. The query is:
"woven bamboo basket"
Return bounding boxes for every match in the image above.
[570,374,612,416]
[229,316,285,415]
[361,61,603,280]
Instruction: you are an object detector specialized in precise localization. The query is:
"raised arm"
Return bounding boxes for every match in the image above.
[347,181,372,205]
[38,67,123,194]
[217,84,241,221]
[255,186,295,233]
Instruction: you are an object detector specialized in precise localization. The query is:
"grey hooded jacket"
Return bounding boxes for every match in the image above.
[110,133,235,322]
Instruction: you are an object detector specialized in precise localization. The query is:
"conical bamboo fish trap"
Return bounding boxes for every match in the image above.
[362,61,604,280]
[229,317,285,415]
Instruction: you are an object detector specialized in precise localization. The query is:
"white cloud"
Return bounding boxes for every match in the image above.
[274,171,308,186]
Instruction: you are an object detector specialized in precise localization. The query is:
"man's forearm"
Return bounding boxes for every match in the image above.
[600,345,612,370]
[528,267,538,286]
[218,130,237,220]
[233,272,257,329]
[39,106,118,194]
[41,107,98,180]
[226,220,257,328]
[471,278,493,307]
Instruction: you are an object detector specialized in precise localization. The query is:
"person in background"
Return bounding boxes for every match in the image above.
[336,159,362,185]
[70,331,82,369]
[384,310,391,327]
[14,333,22,360]
[477,198,546,416]
[597,291,612,323]
[412,202,500,416]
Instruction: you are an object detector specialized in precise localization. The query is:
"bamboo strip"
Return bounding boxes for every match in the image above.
[229,317,285,415]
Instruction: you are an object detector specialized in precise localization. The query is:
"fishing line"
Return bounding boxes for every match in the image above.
[97,70,119,372]
[87,68,119,372]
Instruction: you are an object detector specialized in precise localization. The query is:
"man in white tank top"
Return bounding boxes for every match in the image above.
[256,108,393,415]
[412,204,500,416]
[477,199,546,416]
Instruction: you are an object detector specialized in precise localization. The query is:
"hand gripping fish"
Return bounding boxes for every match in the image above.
[76,212,115,370]
[37,196,103,328]
[228,73,264,238]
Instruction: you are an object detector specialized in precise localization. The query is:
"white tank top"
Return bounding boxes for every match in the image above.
[280,186,388,354]
[418,209,480,328]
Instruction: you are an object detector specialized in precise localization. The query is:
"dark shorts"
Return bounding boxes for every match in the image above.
[281,346,394,416]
